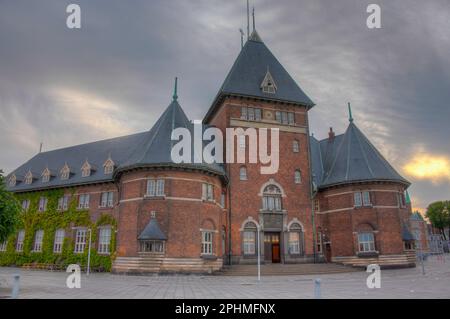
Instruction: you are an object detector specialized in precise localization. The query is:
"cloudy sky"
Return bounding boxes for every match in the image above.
[1,0,449,213]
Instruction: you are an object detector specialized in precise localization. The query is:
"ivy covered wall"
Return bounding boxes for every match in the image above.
[0,188,117,271]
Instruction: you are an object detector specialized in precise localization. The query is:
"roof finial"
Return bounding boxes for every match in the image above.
[252,6,255,32]
[247,0,250,40]
[173,77,178,101]
[348,102,354,122]
[39,142,43,153]
[239,28,244,49]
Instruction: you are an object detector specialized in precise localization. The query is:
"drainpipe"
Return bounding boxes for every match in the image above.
[227,163,232,266]
[305,108,317,263]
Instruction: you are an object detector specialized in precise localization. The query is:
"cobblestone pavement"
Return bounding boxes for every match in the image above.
[0,255,449,299]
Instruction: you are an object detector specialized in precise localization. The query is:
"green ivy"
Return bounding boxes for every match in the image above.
[0,189,117,272]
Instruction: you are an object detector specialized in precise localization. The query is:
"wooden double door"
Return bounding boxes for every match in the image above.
[264,232,281,263]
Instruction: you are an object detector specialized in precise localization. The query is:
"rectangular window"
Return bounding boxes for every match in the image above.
[243,231,256,255]
[255,108,262,121]
[248,107,255,121]
[358,233,375,252]
[288,112,295,125]
[241,107,247,120]
[53,229,65,253]
[16,230,25,252]
[239,135,246,149]
[354,192,362,207]
[58,195,69,211]
[281,112,288,124]
[98,227,111,254]
[22,199,30,212]
[74,229,87,253]
[0,241,7,252]
[33,230,44,252]
[316,232,323,253]
[140,240,164,253]
[147,179,165,197]
[314,199,320,212]
[38,197,48,212]
[100,192,114,208]
[288,232,300,254]
[202,183,214,201]
[78,194,90,209]
[293,140,299,153]
[398,193,406,208]
[275,111,281,123]
[220,193,225,208]
[201,231,213,255]
[362,191,371,206]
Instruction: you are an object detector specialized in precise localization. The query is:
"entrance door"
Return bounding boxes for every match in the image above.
[264,233,281,263]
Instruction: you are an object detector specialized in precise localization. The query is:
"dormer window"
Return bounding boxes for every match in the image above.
[261,70,277,94]
[81,160,91,177]
[103,157,115,175]
[8,174,17,187]
[41,168,51,183]
[25,171,33,185]
[60,163,71,180]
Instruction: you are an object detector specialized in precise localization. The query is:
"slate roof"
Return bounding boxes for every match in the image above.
[402,224,416,241]
[310,121,410,189]
[204,30,314,122]
[138,218,167,241]
[410,212,424,221]
[6,98,226,193]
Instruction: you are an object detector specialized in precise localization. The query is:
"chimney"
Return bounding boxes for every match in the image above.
[328,127,335,141]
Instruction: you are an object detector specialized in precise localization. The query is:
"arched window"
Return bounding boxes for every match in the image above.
[103,157,115,175]
[294,170,302,184]
[24,171,33,185]
[262,185,282,211]
[8,174,16,187]
[239,166,247,181]
[81,160,91,177]
[60,163,71,180]
[41,168,51,183]
[288,223,303,255]
[243,221,257,255]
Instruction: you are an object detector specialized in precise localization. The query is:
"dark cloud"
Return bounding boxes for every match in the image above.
[0,0,449,210]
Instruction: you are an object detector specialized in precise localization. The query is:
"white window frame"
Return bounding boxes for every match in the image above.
[239,166,247,181]
[146,179,165,197]
[255,108,262,121]
[57,195,69,211]
[288,231,300,254]
[9,175,16,187]
[25,172,33,185]
[288,112,295,125]
[0,241,7,252]
[38,197,48,212]
[100,191,114,208]
[243,230,256,255]
[354,192,362,207]
[42,172,50,183]
[53,229,65,253]
[74,228,87,254]
[358,232,376,252]
[33,230,44,252]
[362,191,371,206]
[201,231,213,255]
[103,160,114,175]
[241,106,248,120]
[22,199,30,212]
[16,230,25,252]
[239,135,246,149]
[294,170,302,184]
[78,194,90,209]
[140,240,165,253]
[293,140,299,153]
[98,227,111,254]
[60,166,70,180]
[202,183,214,201]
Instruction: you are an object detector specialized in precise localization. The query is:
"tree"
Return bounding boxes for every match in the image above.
[0,170,21,242]
[426,200,450,240]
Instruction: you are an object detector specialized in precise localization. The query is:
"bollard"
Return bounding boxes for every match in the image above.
[11,274,20,299]
[314,278,321,299]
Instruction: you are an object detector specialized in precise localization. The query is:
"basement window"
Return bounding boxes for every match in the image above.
[140,240,164,253]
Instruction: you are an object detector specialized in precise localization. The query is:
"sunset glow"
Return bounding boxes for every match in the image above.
[404,155,450,181]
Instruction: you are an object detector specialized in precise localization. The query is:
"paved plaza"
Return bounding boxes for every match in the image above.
[0,255,449,299]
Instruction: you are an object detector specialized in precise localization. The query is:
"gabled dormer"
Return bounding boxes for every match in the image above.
[24,170,34,185]
[41,167,53,183]
[81,160,92,177]
[261,69,277,94]
[60,163,71,180]
[8,174,17,187]
[103,156,115,175]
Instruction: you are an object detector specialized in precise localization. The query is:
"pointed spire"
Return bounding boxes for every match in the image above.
[172,77,178,101]
[252,7,255,32]
[247,0,250,40]
[348,102,354,123]
[405,190,411,205]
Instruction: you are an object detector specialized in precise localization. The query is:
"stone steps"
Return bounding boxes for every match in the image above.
[333,254,417,268]
[219,263,359,276]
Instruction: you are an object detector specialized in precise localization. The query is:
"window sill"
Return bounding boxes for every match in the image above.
[357,251,379,258]
[144,195,166,200]
[200,254,217,260]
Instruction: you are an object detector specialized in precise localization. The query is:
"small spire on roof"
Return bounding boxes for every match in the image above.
[173,77,178,101]
[348,102,354,122]
[252,7,255,32]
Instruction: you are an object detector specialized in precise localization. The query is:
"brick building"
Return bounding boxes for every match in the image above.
[2,29,423,272]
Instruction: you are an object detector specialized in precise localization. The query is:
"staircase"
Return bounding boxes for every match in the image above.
[112,253,164,274]
[333,253,417,268]
[218,263,359,276]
